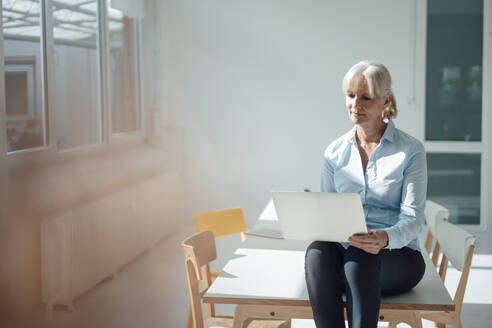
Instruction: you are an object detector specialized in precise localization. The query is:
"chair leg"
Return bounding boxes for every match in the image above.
[388,322,397,328]
[187,307,193,328]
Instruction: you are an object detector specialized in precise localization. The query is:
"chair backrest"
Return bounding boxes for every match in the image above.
[435,219,475,272]
[434,219,475,312]
[195,207,248,239]
[182,230,217,328]
[424,200,450,257]
[183,230,217,279]
[425,200,450,234]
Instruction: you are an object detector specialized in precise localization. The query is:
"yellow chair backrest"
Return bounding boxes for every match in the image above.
[194,207,248,241]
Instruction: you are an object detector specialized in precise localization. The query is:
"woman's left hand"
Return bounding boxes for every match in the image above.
[348,228,389,254]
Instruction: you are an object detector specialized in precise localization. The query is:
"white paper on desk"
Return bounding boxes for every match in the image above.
[206,248,308,300]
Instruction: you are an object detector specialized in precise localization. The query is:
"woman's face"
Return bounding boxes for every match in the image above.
[345,74,388,127]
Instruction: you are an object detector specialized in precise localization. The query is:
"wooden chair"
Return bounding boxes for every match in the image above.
[423,200,450,265]
[382,219,475,328]
[183,230,230,328]
[419,218,475,328]
[194,207,248,245]
[183,230,290,328]
[186,208,248,328]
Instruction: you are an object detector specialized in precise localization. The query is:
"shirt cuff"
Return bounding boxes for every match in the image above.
[383,226,400,250]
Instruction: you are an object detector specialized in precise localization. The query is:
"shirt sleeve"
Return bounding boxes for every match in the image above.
[321,155,337,192]
[384,144,427,249]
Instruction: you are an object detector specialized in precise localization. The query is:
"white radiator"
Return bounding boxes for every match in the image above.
[41,173,183,311]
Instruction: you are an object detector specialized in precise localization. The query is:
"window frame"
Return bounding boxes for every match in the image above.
[415,0,491,232]
[1,0,145,158]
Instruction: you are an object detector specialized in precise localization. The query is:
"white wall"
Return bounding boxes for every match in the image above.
[156,0,420,226]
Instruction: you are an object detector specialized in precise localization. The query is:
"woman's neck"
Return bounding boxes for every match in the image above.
[356,120,387,145]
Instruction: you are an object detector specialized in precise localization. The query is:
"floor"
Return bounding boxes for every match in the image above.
[11,222,492,328]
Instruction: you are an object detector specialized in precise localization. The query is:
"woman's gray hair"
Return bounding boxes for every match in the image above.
[342,60,397,119]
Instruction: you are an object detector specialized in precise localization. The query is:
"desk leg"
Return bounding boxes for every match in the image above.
[233,305,313,328]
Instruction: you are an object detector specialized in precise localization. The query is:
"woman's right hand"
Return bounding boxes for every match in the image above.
[348,229,388,254]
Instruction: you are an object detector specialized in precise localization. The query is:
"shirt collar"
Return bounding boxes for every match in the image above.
[345,119,395,144]
[381,119,395,143]
[346,126,357,144]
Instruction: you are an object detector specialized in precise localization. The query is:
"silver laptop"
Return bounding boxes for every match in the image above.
[271,191,367,242]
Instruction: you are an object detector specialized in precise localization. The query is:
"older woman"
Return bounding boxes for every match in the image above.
[304,61,427,328]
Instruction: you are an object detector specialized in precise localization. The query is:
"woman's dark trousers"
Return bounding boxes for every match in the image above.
[305,241,425,328]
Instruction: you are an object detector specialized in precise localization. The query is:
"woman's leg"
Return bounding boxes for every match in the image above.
[379,247,425,295]
[305,241,346,328]
[343,246,382,328]
[343,246,426,328]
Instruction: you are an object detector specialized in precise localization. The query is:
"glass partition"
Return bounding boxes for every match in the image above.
[427,153,481,225]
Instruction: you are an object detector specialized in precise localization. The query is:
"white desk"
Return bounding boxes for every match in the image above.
[203,201,454,327]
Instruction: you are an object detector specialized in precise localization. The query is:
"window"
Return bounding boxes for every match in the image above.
[1,0,142,154]
[53,0,102,150]
[5,59,35,117]
[2,0,45,152]
[427,153,481,225]
[425,0,483,141]
[422,0,487,227]
[108,2,141,134]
